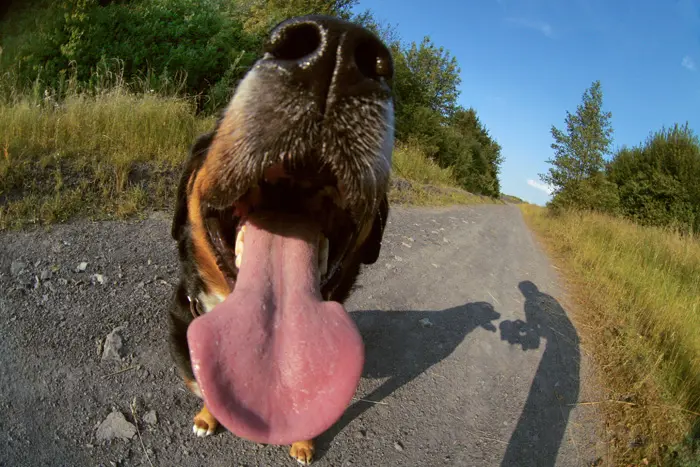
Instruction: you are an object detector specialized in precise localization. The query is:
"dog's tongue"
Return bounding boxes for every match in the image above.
[187,214,364,445]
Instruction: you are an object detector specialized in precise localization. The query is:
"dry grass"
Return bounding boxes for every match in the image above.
[0,89,214,229]
[520,204,700,465]
[389,141,497,206]
[0,90,493,230]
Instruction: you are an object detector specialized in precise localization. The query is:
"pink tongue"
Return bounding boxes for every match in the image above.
[187,213,364,445]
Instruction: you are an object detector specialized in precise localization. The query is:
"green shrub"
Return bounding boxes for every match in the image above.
[547,172,621,216]
[607,123,700,233]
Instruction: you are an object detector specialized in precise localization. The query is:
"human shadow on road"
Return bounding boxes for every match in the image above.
[499,280,581,467]
[315,302,501,456]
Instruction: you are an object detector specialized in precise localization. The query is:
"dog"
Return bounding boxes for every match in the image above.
[166,15,395,465]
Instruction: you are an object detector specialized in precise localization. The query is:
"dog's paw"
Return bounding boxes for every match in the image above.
[192,405,218,437]
[289,440,315,465]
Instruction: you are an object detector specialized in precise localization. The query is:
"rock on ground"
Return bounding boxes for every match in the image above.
[96,411,136,441]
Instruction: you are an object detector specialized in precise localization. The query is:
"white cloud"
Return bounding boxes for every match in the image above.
[527,179,554,195]
[682,55,696,71]
[505,17,554,38]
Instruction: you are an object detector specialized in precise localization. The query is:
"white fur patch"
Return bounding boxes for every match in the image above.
[197,291,226,313]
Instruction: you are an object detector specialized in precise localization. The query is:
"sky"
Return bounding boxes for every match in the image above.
[353,0,700,205]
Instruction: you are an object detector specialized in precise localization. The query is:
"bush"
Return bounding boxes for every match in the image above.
[547,173,621,216]
[1,0,260,110]
[606,123,700,233]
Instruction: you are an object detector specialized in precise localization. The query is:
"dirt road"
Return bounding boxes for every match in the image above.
[0,204,604,466]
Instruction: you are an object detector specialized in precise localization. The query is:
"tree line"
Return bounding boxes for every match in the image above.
[540,80,700,234]
[0,0,503,198]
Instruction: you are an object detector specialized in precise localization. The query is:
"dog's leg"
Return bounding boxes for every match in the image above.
[289,439,315,465]
[193,403,219,437]
[183,376,219,437]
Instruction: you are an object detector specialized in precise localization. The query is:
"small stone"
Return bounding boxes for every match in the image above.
[394,441,404,451]
[354,429,366,439]
[76,262,88,273]
[91,274,105,285]
[101,327,124,361]
[419,318,433,328]
[40,269,52,281]
[629,435,646,448]
[10,261,26,276]
[143,410,158,425]
[95,411,136,441]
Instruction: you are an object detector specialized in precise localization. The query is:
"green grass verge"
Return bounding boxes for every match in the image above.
[0,90,494,230]
[520,204,700,466]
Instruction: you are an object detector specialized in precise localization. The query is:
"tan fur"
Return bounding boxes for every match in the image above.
[188,165,231,298]
[193,404,219,435]
[289,439,316,465]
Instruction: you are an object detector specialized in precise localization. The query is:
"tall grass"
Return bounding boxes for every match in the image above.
[520,204,700,464]
[0,87,214,228]
[0,78,493,229]
[392,139,460,186]
[389,140,493,206]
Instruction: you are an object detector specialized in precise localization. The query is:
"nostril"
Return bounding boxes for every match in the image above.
[354,39,393,81]
[267,23,322,62]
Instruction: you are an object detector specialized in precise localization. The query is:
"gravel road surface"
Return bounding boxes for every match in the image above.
[0,204,605,466]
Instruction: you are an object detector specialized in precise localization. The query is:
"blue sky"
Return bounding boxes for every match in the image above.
[353,0,700,205]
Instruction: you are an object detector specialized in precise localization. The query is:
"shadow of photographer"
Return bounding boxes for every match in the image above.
[499,280,581,467]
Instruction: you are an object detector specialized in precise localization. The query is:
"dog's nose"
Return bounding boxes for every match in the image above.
[262,15,393,110]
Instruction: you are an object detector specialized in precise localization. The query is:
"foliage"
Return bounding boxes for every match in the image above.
[546,172,620,216]
[238,0,357,35]
[606,123,700,233]
[540,80,614,200]
[1,0,260,111]
[0,0,504,199]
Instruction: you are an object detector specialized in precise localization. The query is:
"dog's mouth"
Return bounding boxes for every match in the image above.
[202,161,360,292]
[186,161,366,445]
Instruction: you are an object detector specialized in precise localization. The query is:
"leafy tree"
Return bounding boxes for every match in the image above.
[399,37,461,119]
[238,0,358,35]
[540,80,614,196]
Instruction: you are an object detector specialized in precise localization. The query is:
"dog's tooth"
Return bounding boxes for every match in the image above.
[319,236,329,276]
[235,252,242,269]
[235,229,244,256]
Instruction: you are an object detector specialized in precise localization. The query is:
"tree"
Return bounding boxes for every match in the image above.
[540,80,614,195]
[401,36,461,118]
[239,0,358,35]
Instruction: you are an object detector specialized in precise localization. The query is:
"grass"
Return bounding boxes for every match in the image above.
[519,204,700,465]
[0,88,492,230]
[390,141,496,206]
[0,88,210,229]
